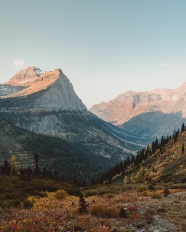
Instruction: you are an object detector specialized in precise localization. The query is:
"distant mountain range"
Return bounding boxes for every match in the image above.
[0,67,142,182]
[90,84,186,144]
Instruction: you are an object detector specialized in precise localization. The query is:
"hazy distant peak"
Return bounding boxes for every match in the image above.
[90,82,186,125]
[177,82,186,92]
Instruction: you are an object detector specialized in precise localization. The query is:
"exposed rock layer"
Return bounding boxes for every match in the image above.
[90,84,186,125]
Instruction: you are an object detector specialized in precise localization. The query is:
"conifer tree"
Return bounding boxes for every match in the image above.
[20,167,25,180]
[181,123,185,133]
[3,159,11,175]
[27,166,32,181]
[182,144,185,154]
[78,193,87,214]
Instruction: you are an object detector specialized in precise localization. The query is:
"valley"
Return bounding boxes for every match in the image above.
[1,67,186,231]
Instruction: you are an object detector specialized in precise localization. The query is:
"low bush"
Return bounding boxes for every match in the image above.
[151,191,161,199]
[54,190,68,200]
[90,203,118,218]
[137,185,148,192]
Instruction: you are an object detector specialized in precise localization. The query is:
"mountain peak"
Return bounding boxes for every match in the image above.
[177,82,186,92]
[5,66,38,87]
[5,66,61,88]
[90,83,186,125]
[1,66,86,111]
[4,67,60,97]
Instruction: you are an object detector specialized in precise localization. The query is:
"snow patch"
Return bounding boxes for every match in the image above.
[34,67,45,76]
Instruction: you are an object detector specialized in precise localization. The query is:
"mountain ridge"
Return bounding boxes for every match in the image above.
[0,67,141,179]
[90,83,186,125]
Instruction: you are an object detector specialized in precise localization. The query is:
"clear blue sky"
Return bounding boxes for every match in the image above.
[1,0,186,108]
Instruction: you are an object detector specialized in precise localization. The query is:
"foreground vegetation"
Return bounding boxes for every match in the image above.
[0,174,80,208]
[0,174,186,231]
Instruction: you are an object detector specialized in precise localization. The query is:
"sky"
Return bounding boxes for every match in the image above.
[1,0,186,108]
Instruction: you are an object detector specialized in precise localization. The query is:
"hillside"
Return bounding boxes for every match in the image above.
[100,124,186,186]
[119,111,186,145]
[1,120,186,231]
[0,114,119,182]
[144,130,186,183]
[0,67,141,170]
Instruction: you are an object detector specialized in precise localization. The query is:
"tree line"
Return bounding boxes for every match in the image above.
[0,153,64,182]
[96,123,186,184]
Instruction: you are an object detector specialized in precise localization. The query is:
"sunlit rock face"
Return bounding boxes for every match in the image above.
[3,66,86,111]
[90,83,186,125]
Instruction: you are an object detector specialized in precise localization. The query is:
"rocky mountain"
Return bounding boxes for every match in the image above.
[0,67,142,181]
[119,111,186,145]
[90,84,186,145]
[3,66,86,111]
[90,84,186,125]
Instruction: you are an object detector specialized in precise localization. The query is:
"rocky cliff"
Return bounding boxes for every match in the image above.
[90,84,186,125]
[3,66,86,111]
[0,67,140,173]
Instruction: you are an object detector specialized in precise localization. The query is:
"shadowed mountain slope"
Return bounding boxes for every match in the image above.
[0,67,143,182]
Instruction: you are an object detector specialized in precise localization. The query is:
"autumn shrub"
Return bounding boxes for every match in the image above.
[90,203,118,218]
[54,189,68,200]
[151,191,161,199]
[136,185,148,192]
[78,193,88,214]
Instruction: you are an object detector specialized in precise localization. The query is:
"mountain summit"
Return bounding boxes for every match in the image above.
[90,84,186,146]
[3,66,86,111]
[90,84,186,125]
[0,67,140,180]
